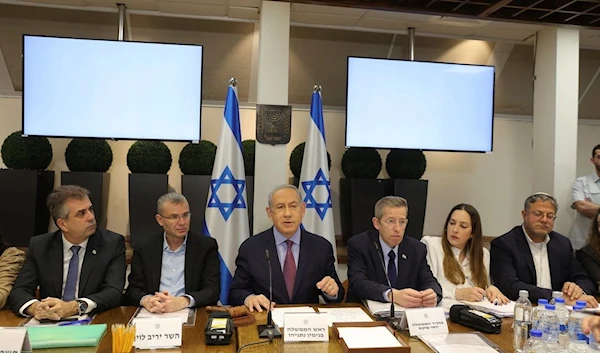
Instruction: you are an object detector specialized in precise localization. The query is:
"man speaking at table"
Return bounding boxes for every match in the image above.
[229,184,344,311]
[125,192,220,312]
[8,185,126,320]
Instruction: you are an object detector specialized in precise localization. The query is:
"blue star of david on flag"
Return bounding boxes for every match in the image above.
[207,166,246,221]
[301,168,332,221]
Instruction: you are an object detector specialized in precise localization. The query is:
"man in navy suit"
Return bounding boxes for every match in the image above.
[229,184,343,311]
[347,196,441,307]
[125,192,220,312]
[490,192,598,306]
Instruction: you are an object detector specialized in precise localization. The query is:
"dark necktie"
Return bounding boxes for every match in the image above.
[283,240,297,299]
[63,245,81,302]
[388,250,397,289]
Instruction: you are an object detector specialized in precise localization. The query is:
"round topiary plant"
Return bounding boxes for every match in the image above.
[127,141,172,174]
[179,140,217,175]
[65,138,113,172]
[385,149,427,179]
[289,142,332,178]
[341,147,382,178]
[1,131,52,170]
[242,140,255,176]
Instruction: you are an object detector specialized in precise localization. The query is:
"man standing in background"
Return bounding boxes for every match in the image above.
[569,144,600,250]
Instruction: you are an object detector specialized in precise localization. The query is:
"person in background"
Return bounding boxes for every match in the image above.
[229,184,343,311]
[576,209,600,294]
[347,196,442,307]
[126,192,220,312]
[490,193,597,307]
[0,231,25,309]
[569,144,600,251]
[422,204,509,304]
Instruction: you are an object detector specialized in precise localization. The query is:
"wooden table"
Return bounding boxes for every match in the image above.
[0,307,236,353]
[236,304,515,353]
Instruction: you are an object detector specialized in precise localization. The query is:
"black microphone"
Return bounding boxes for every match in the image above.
[449,304,502,334]
[372,241,401,330]
[257,249,282,338]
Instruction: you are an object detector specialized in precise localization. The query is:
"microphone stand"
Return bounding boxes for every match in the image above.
[258,249,282,338]
[373,241,402,331]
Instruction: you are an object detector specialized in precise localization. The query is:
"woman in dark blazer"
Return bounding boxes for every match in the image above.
[576,209,600,294]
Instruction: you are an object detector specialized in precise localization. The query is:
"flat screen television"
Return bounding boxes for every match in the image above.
[23,35,203,141]
[345,56,495,152]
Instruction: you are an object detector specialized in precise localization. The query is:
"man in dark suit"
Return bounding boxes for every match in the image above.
[126,192,220,312]
[8,185,126,320]
[229,184,343,311]
[347,196,441,307]
[490,192,598,306]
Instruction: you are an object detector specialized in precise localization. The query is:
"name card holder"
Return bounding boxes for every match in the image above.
[283,313,329,342]
[0,327,32,353]
[403,307,448,337]
[332,322,410,353]
[132,317,182,350]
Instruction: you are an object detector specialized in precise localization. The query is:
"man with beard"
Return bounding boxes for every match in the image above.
[126,192,220,312]
[8,185,126,319]
[490,193,597,306]
[569,144,600,250]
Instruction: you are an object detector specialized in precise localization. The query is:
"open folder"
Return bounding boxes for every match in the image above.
[26,324,107,349]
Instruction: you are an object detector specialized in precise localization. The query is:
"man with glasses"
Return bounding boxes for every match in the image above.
[347,196,442,307]
[125,192,220,312]
[490,193,597,306]
[229,184,344,311]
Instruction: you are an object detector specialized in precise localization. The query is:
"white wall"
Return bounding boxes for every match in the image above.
[1,96,599,238]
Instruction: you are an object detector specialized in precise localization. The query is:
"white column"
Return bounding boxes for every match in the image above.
[532,27,579,234]
[253,1,290,234]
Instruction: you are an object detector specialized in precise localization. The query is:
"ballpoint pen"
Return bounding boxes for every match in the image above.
[465,276,498,304]
[58,318,93,326]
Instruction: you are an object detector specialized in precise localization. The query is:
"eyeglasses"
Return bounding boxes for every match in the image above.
[529,210,556,221]
[382,218,408,227]
[159,212,192,221]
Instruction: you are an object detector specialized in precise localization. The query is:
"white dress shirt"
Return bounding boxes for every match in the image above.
[20,234,96,316]
[569,173,600,250]
[421,235,491,299]
[522,225,552,290]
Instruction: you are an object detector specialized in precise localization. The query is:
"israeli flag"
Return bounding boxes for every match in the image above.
[299,86,337,263]
[203,78,250,304]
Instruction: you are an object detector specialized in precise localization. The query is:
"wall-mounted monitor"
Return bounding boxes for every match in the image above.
[23,35,203,141]
[346,56,495,152]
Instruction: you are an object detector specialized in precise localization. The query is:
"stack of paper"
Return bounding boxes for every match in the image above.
[364,299,406,318]
[271,306,316,327]
[26,324,107,349]
[419,332,500,353]
[135,307,191,325]
[460,299,515,318]
[337,326,403,348]
[317,307,373,327]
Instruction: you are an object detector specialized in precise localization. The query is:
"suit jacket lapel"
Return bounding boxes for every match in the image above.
[50,233,63,297]
[516,227,537,284]
[150,235,165,292]
[79,232,100,295]
[396,239,408,288]
[547,235,561,290]
[184,233,197,290]
[368,232,388,286]
[266,230,288,302]
[293,230,309,299]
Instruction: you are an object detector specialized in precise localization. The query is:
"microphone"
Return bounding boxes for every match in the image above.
[257,249,282,338]
[449,304,502,334]
[372,241,401,330]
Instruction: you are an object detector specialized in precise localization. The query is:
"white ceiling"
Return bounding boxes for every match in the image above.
[3,0,600,48]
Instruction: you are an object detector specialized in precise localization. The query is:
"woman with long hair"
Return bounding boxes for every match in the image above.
[421,204,509,303]
[576,209,600,294]
[0,231,25,309]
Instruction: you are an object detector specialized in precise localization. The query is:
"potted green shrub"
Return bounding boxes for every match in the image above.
[127,141,172,247]
[179,140,217,235]
[62,138,113,229]
[0,131,54,246]
[339,147,384,243]
[385,149,428,239]
[289,142,332,186]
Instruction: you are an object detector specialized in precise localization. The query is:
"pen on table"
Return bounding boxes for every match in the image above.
[465,276,491,303]
[58,318,92,326]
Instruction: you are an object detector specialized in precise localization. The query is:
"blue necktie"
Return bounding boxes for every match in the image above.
[387,250,397,289]
[63,245,81,302]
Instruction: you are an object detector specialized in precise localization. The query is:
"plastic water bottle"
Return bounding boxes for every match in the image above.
[523,329,547,353]
[532,299,548,330]
[554,298,570,350]
[542,304,559,347]
[550,291,562,305]
[514,290,533,353]
[577,300,587,307]
[569,306,589,349]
